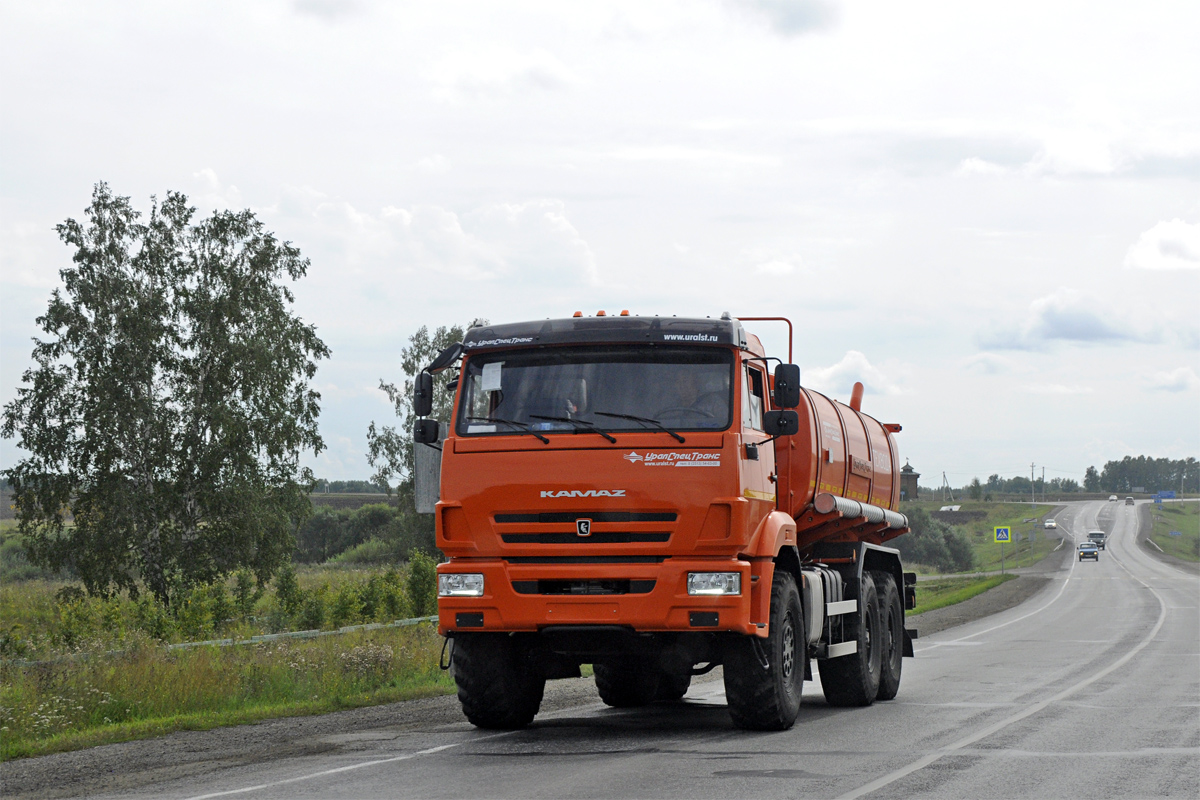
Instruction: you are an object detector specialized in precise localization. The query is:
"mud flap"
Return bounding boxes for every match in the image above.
[903,628,917,658]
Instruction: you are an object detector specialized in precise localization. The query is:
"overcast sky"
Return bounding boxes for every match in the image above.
[3,0,1198,487]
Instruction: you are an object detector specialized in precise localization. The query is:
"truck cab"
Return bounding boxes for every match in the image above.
[414,313,913,731]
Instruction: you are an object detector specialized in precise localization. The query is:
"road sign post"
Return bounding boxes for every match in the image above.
[995,526,1011,573]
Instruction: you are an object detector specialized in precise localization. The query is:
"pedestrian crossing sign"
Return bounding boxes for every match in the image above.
[994,526,1011,543]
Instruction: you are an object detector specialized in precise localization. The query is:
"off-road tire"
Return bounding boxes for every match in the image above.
[451,634,545,729]
[723,570,805,730]
[818,572,882,707]
[595,663,660,707]
[872,571,903,701]
[655,670,692,701]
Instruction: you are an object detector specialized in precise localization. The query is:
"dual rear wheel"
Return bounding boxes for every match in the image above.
[818,570,903,706]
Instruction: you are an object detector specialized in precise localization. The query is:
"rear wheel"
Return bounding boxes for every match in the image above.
[655,670,692,701]
[452,634,545,729]
[723,570,805,730]
[595,663,660,707]
[818,572,882,707]
[872,571,903,701]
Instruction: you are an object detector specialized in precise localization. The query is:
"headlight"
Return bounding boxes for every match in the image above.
[438,573,484,597]
[687,572,741,596]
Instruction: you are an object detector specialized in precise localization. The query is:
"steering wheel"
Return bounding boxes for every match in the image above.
[657,406,715,418]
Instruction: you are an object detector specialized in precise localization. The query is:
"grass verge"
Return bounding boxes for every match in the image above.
[0,625,454,761]
[1147,502,1200,562]
[910,574,1017,616]
[906,500,1060,572]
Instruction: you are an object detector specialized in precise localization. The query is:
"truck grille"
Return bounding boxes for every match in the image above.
[500,532,670,544]
[495,511,676,523]
[511,579,656,595]
[504,556,667,564]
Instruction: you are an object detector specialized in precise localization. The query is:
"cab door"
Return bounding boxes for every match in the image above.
[740,362,777,511]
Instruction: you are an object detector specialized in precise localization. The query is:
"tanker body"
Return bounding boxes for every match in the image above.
[413,312,917,731]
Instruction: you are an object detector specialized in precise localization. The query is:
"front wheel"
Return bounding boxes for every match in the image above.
[452,634,546,729]
[723,570,805,730]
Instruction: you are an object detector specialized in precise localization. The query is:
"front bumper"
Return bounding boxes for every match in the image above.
[436,558,756,636]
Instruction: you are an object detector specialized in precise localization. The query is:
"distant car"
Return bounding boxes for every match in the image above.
[1044,519,1057,529]
[1078,542,1100,561]
[1108,495,1118,502]
[1087,530,1107,550]
[1125,497,1134,505]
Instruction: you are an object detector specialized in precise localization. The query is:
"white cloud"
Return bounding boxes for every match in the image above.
[978,288,1157,351]
[755,259,796,276]
[191,169,246,213]
[1124,219,1200,271]
[1021,384,1094,395]
[724,0,839,35]
[956,157,1008,177]
[962,353,1013,375]
[1024,129,1121,176]
[1146,367,1200,392]
[413,155,451,173]
[424,47,576,102]
[603,146,780,166]
[803,350,903,396]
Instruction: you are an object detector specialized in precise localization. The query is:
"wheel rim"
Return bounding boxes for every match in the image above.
[781,612,795,680]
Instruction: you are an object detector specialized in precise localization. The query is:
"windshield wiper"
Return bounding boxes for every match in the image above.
[464,416,549,444]
[593,411,685,443]
[529,415,618,443]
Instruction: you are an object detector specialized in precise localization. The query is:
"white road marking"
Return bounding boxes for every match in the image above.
[916,542,1078,653]
[183,744,462,799]
[839,505,1172,800]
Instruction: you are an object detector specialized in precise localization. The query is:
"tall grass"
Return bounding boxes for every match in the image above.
[0,555,439,662]
[0,625,453,760]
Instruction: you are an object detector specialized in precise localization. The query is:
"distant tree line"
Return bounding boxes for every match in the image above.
[936,454,1197,500]
[312,479,389,494]
[1088,456,1198,494]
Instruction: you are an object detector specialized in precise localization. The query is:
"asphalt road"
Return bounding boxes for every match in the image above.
[11,500,1200,799]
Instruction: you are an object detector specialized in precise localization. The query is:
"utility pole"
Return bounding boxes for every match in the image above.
[1031,462,1036,507]
[1042,466,1046,502]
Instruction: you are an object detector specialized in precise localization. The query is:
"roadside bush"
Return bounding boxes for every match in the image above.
[331,538,400,565]
[407,551,438,617]
[894,507,977,573]
[0,534,64,583]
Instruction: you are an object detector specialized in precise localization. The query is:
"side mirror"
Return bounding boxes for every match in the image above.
[427,342,463,375]
[763,409,799,437]
[414,371,433,418]
[773,364,801,409]
[414,418,440,444]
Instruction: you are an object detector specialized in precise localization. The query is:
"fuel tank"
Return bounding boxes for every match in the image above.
[774,386,901,521]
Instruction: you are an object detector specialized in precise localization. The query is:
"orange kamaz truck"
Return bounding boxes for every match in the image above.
[412,312,916,731]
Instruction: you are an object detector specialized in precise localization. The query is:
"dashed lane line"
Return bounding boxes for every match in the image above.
[837,521,1172,800]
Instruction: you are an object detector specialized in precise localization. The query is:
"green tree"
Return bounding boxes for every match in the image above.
[1083,466,1100,492]
[1,183,329,603]
[366,322,483,490]
[968,477,983,500]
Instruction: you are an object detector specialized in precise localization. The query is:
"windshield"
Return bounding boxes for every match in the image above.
[456,345,734,436]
